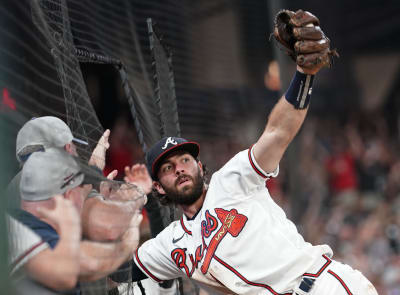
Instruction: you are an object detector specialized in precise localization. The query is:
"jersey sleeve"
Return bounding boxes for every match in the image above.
[10,209,59,249]
[7,215,49,275]
[134,223,182,282]
[214,145,279,196]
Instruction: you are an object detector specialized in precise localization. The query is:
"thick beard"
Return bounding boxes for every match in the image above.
[162,167,204,206]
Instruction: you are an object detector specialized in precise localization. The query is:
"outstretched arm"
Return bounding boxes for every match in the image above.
[253,66,319,173]
[81,196,141,241]
[79,213,142,282]
[255,8,339,173]
[82,170,146,242]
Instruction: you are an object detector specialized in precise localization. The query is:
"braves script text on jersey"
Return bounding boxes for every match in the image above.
[134,147,334,294]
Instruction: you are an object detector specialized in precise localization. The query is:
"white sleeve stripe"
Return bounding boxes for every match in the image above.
[249,146,279,178]
[300,74,312,109]
[10,241,48,275]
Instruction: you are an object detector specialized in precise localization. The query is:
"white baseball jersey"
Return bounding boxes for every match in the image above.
[7,214,49,275]
[135,147,333,294]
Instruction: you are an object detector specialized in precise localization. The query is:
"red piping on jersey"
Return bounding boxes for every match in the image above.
[135,250,162,282]
[209,273,228,288]
[248,145,268,179]
[327,270,353,295]
[180,217,192,235]
[214,255,291,295]
[303,255,332,277]
[10,241,46,272]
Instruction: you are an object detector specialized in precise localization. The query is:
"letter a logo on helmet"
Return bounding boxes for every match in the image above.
[146,136,200,179]
[161,137,178,150]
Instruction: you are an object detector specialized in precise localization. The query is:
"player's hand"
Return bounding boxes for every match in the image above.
[272,9,338,74]
[124,164,153,195]
[297,65,321,75]
[88,129,110,171]
[36,195,81,240]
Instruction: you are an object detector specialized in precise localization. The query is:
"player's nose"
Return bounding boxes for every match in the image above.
[174,165,185,175]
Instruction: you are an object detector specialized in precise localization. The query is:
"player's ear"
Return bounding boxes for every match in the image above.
[197,161,203,175]
[153,181,166,195]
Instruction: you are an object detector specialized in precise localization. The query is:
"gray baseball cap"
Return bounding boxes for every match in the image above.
[20,148,101,201]
[16,116,88,163]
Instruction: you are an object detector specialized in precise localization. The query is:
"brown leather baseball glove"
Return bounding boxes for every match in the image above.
[272,9,339,69]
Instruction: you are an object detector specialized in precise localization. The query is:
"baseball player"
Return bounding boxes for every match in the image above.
[112,10,378,295]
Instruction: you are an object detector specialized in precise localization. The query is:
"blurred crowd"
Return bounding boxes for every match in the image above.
[5,116,150,295]
[293,114,400,295]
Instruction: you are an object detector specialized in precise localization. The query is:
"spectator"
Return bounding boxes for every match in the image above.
[7,116,144,242]
[6,116,88,210]
[325,133,358,208]
[9,148,142,293]
[7,214,50,276]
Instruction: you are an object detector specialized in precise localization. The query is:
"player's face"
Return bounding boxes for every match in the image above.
[156,151,204,206]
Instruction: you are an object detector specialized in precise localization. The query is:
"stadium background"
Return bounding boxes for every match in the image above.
[1,0,400,294]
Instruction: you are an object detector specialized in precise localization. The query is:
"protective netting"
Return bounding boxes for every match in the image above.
[1,1,273,294]
[148,18,181,139]
[1,0,400,294]
[0,0,276,171]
